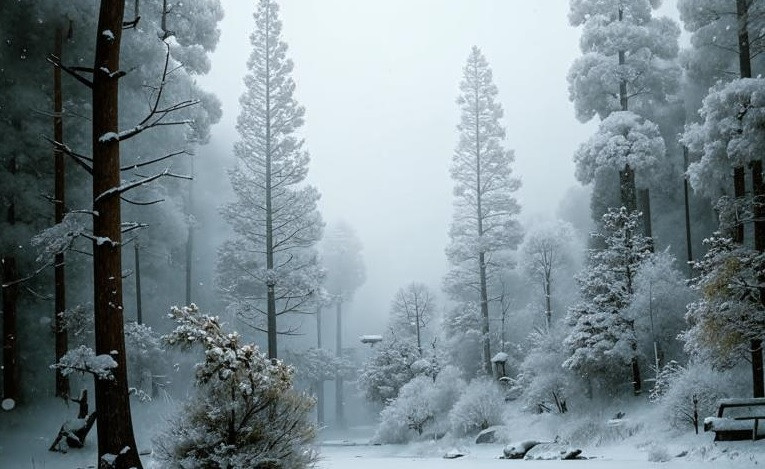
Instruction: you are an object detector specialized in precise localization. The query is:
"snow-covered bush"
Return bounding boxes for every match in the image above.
[515,328,582,413]
[448,377,505,436]
[374,365,465,444]
[652,360,746,429]
[358,339,429,405]
[124,322,167,401]
[154,305,316,468]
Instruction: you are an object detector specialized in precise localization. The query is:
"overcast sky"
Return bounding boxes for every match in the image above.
[196,0,682,340]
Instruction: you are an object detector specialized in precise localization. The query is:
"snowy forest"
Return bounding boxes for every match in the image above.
[2,0,765,468]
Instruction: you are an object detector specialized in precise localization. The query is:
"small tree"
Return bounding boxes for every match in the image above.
[389,282,436,355]
[564,208,652,395]
[521,221,575,329]
[156,305,316,468]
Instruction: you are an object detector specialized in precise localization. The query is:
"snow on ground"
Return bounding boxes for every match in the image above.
[2,399,764,468]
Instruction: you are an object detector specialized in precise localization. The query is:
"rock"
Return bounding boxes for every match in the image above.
[475,425,510,444]
[523,442,583,461]
[502,440,541,459]
[443,449,465,459]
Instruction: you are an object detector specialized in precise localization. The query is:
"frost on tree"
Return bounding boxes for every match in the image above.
[218,0,323,359]
[446,46,522,376]
[683,235,765,368]
[568,0,679,219]
[388,282,436,356]
[564,208,652,395]
[683,78,765,200]
[156,305,316,468]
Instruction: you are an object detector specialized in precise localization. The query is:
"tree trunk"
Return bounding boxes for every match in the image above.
[478,252,492,375]
[619,164,637,213]
[683,147,694,277]
[91,2,142,467]
[751,160,765,398]
[53,25,69,399]
[316,307,324,425]
[638,188,653,240]
[2,256,19,404]
[335,299,345,428]
[415,305,422,356]
[134,242,142,324]
[544,272,552,330]
[264,1,277,360]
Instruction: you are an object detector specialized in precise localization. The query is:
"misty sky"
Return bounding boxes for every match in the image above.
[196,0,682,339]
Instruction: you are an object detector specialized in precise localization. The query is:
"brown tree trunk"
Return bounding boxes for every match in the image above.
[53,26,69,399]
[2,256,19,404]
[619,165,638,213]
[751,160,765,398]
[91,2,142,467]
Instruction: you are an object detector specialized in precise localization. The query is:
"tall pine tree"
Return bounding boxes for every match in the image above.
[446,46,522,376]
[219,0,323,359]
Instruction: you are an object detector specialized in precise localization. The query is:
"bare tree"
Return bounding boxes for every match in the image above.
[389,282,435,356]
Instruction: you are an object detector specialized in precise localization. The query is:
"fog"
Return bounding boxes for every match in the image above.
[194,0,681,339]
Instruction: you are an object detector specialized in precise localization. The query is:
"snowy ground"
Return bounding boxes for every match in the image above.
[1,399,764,468]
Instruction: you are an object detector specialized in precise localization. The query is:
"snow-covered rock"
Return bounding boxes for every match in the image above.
[523,442,583,460]
[502,440,541,459]
[475,425,510,444]
[443,449,465,459]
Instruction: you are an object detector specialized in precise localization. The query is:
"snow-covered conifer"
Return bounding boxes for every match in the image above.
[156,305,316,468]
[446,46,522,376]
[218,0,323,359]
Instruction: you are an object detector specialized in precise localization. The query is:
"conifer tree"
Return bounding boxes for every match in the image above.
[446,46,522,376]
[219,0,323,359]
[564,208,652,395]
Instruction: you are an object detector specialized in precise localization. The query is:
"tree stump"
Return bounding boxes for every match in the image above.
[49,389,97,452]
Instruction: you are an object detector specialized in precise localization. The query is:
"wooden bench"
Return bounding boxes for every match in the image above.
[704,397,765,441]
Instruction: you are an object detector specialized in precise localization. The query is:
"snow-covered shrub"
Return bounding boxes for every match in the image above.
[515,327,582,413]
[374,365,465,443]
[154,305,316,468]
[647,443,671,463]
[652,360,746,429]
[448,377,505,436]
[124,322,167,401]
[358,339,428,405]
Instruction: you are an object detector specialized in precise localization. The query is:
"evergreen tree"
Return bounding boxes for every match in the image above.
[219,0,323,359]
[564,208,652,395]
[157,305,316,468]
[568,0,680,221]
[446,46,522,376]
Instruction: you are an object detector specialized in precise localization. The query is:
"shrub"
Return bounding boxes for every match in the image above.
[448,378,505,436]
[154,306,316,468]
[374,365,465,443]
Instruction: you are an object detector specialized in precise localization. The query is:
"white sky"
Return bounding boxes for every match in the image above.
[196,0,682,339]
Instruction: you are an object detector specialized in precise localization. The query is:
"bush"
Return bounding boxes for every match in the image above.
[374,365,465,444]
[154,306,316,468]
[448,378,505,436]
[653,360,746,429]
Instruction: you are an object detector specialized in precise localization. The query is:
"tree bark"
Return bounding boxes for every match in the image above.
[91,2,142,467]
[134,242,142,324]
[751,160,765,398]
[619,164,638,214]
[2,256,19,404]
[264,1,277,360]
[683,147,693,277]
[335,299,345,428]
[638,188,653,240]
[53,25,69,399]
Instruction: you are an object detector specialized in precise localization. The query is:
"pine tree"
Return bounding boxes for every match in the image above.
[157,305,317,468]
[446,46,522,376]
[568,0,680,223]
[219,0,323,359]
[564,208,652,395]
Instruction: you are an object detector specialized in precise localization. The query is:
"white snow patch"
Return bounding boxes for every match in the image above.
[98,132,119,143]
